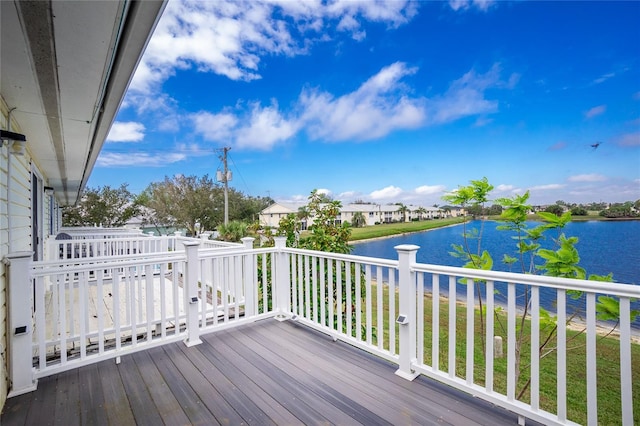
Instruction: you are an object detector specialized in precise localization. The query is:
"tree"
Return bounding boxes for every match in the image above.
[487,204,503,216]
[466,204,483,217]
[62,184,139,227]
[351,211,366,228]
[297,206,311,230]
[444,178,634,399]
[544,204,564,216]
[139,175,221,236]
[442,177,493,352]
[415,207,427,220]
[315,192,334,203]
[600,202,638,218]
[570,206,588,216]
[279,189,351,254]
[217,220,249,242]
[397,203,409,222]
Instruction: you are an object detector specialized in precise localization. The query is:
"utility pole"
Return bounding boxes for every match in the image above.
[217,147,232,226]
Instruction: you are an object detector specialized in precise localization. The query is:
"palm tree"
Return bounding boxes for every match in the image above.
[352,211,366,228]
[416,207,427,221]
[397,203,409,222]
[297,206,310,230]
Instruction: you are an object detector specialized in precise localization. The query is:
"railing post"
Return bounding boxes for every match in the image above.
[3,252,38,396]
[241,237,256,317]
[183,242,202,347]
[273,237,290,321]
[394,244,420,381]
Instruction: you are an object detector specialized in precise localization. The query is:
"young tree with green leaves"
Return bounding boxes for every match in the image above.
[443,177,637,398]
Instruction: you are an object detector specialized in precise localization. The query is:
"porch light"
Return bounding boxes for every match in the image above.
[0,129,27,155]
[44,186,54,195]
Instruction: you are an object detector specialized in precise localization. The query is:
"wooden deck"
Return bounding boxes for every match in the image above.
[2,319,531,425]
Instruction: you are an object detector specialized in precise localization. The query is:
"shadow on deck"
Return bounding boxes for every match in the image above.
[2,319,533,425]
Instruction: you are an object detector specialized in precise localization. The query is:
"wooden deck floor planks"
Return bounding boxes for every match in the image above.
[2,318,530,425]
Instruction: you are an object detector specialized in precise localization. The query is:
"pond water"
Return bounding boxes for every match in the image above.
[351,220,640,285]
[351,220,640,326]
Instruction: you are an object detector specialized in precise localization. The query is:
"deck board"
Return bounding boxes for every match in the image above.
[53,368,80,426]
[2,318,533,426]
[78,363,108,426]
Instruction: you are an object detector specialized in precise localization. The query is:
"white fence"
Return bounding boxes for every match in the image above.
[278,244,638,426]
[4,238,638,424]
[46,231,240,261]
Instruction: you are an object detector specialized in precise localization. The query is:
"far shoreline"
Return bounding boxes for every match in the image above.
[348,221,463,245]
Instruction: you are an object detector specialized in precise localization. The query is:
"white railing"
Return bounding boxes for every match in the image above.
[284,247,400,363]
[5,237,274,387]
[45,232,241,261]
[410,262,638,426]
[281,244,638,426]
[4,239,637,424]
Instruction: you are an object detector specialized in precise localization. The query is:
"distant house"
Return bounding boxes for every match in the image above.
[259,202,450,228]
[259,202,309,228]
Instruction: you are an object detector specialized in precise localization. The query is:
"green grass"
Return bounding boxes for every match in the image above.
[348,218,466,241]
[367,285,640,425]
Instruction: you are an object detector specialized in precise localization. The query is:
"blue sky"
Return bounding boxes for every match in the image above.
[90,0,640,206]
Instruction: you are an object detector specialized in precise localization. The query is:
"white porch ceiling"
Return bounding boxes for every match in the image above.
[1,0,166,205]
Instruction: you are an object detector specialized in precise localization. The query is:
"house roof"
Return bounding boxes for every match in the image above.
[1,1,166,205]
[261,202,308,215]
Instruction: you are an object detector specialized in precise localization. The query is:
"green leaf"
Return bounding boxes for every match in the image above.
[596,296,620,321]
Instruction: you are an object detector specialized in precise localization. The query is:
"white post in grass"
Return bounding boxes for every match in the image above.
[4,251,38,396]
[273,237,290,321]
[241,237,256,317]
[395,244,420,380]
[183,241,202,347]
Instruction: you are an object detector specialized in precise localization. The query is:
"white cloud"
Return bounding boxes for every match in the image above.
[129,0,418,96]
[192,111,239,142]
[592,72,615,85]
[448,0,496,12]
[568,174,606,183]
[337,190,361,200]
[300,62,426,141]
[370,185,403,200]
[192,102,298,150]
[584,105,606,119]
[495,184,518,193]
[529,184,565,191]
[616,131,640,147]
[235,102,299,150]
[415,185,446,195]
[96,151,186,167]
[426,64,513,125]
[188,62,516,149]
[106,122,145,142]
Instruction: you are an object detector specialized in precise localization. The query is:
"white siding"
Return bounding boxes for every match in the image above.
[0,106,11,410]
[0,102,47,409]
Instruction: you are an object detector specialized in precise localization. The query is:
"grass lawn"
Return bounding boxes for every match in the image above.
[348,218,466,241]
[365,284,640,425]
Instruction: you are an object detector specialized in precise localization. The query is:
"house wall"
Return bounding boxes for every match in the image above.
[0,99,60,410]
[0,105,8,410]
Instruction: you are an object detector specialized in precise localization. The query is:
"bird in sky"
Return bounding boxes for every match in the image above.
[591,142,602,150]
